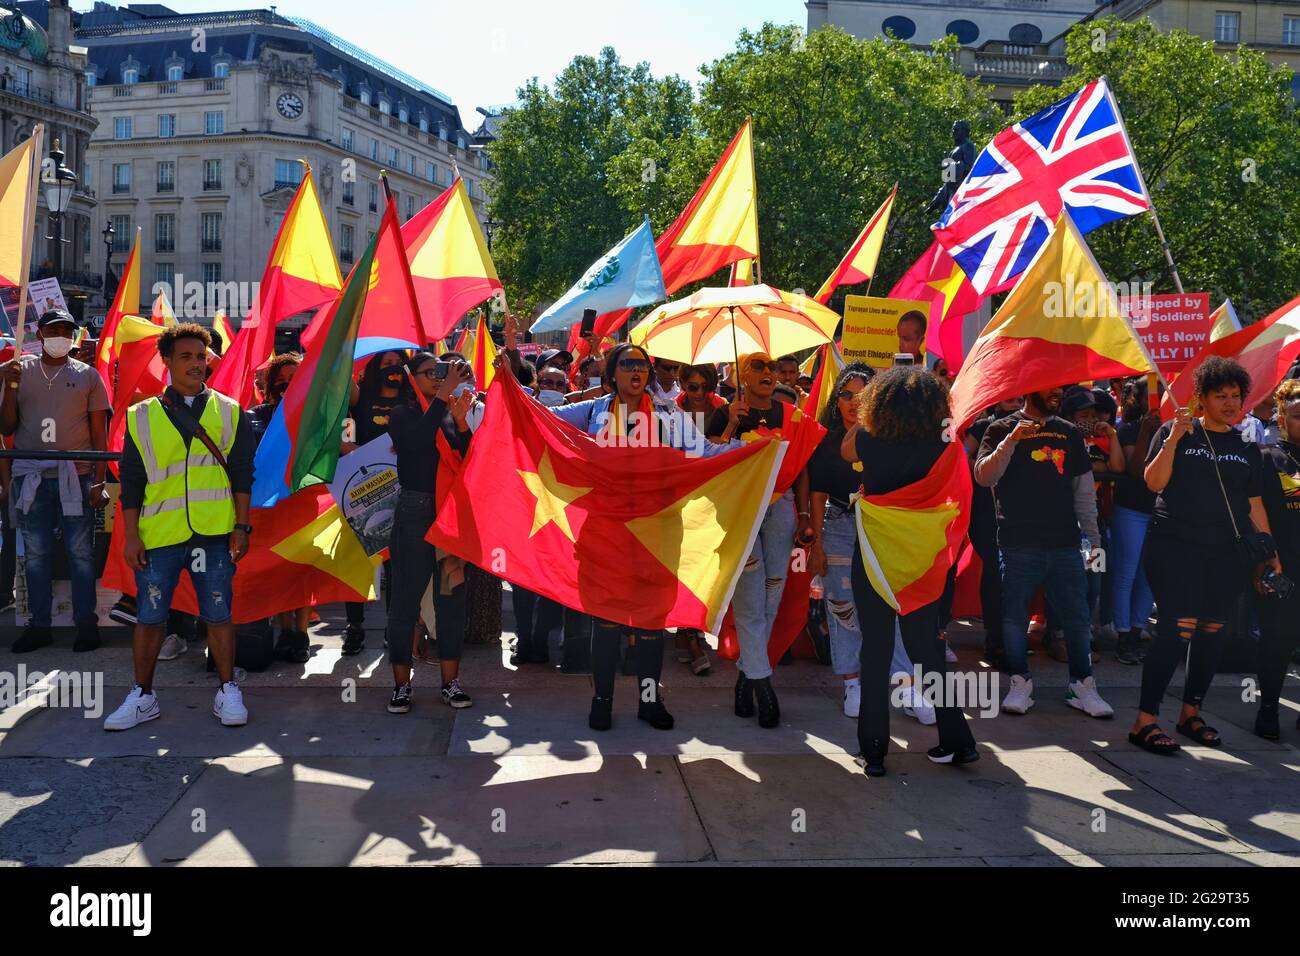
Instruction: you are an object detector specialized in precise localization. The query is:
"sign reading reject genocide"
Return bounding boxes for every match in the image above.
[842,295,929,369]
[1120,292,1210,376]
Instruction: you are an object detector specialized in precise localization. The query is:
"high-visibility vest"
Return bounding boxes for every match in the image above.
[126,391,240,549]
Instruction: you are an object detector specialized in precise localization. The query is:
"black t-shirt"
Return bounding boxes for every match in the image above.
[1261,441,1300,563]
[978,412,1091,548]
[1145,421,1263,545]
[855,429,946,496]
[355,393,408,446]
[387,399,471,494]
[705,399,786,440]
[1112,419,1156,514]
[807,428,864,507]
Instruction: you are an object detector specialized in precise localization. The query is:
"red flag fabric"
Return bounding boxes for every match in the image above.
[888,240,983,370]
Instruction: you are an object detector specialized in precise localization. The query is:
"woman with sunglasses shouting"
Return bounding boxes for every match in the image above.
[550,343,743,731]
[705,352,818,729]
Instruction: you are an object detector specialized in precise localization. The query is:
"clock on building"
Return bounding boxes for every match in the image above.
[276,92,304,119]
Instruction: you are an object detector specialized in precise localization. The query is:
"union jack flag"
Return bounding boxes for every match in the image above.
[932,79,1150,295]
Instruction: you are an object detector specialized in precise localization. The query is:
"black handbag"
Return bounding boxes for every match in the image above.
[1199,422,1276,565]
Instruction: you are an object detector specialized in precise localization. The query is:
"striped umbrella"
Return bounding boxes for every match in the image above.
[628,284,839,366]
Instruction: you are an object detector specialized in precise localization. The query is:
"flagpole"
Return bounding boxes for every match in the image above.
[12,124,44,360]
[745,116,762,287]
[1102,76,1184,294]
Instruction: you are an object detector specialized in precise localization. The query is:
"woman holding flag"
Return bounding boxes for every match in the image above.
[838,367,977,776]
[547,343,744,731]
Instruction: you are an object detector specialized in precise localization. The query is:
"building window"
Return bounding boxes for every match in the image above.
[154,213,175,253]
[202,262,222,285]
[340,224,354,262]
[370,138,379,160]
[379,96,391,115]
[85,71,96,88]
[204,111,225,135]
[456,133,465,149]
[1215,11,1240,42]
[388,146,399,166]
[1285,16,1300,45]
[157,161,175,192]
[203,158,222,190]
[359,88,371,106]
[202,213,223,253]
[114,116,133,140]
[881,15,916,40]
[419,115,429,133]
[275,159,304,188]
[341,127,354,151]
[438,121,448,141]
[167,64,183,82]
[342,180,354,205]
[407,154,415,175]
[368,182,378,212]
[158,113,176,138]
[945,19,980,44]
[156,261,174,289]
[213,61,230,78]
[398,104,409,123]
[122,67,139,84]
[425,161,435,183]
[406,195,416,219]
[112,163,131,194]
[111,215,132,251]
[1008,23,1042,45]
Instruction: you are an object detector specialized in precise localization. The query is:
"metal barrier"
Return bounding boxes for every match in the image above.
[0,450,121,462]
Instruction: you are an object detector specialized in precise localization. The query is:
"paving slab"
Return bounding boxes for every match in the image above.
[0,687,454,759]
[0,756,205,866]
[677,751,1252,863]
[986,850,1300,866]
[123,754,711,866]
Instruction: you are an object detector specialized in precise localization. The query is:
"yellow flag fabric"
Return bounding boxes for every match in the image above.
[151,289,177,327]
[212,310,234,352]
[471,312,497,390]
[1208,299,1241,343]
[814,185,897,304]
[0,135,38,289]
[673,119,759,254]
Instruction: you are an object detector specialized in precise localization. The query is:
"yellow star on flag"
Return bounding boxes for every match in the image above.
[518,449,592,542]
[927,263,968,323]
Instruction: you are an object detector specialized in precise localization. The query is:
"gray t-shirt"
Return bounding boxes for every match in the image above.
[13,355,111,475]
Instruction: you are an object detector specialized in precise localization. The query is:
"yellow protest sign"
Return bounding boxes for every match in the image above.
[842,295,929,368]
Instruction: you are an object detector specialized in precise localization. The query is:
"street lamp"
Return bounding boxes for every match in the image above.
[42,138,77,283]
[483,215,499,254]
[102,219,114,307]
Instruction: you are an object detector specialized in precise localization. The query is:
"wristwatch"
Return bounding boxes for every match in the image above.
[233,523,253,534]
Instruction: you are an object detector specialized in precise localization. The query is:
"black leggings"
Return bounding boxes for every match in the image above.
[384,492,465,668]
[591,618,664,705]
[970,517,1002,648]
[511,586,562,654]
[1256,551,1300,708]
[1139,532,1246,716]
[851,552,975,760]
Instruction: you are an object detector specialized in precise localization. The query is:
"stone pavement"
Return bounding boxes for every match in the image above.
[1,600,1298,867]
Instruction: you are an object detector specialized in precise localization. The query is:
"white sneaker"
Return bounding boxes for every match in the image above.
[903,686,937,725]
[1001,674,1034,715]
[1066,676,1114,718]
[157,633,188,661]
[843,680,861,718]
[213,681,248,726]
[104,686,160,731]
[944,642,958,664]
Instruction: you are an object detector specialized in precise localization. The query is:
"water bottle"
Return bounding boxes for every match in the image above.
[810,575,825,600]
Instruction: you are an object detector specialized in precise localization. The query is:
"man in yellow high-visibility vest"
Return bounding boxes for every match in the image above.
[104,323,256,731]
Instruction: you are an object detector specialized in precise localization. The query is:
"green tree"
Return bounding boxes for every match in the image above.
[1014,17,1300,322]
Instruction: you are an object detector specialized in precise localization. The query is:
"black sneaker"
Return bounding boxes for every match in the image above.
[275,630,310,664]
[637,698,675,730]
[11,625,52,653]
[387,683,412,714]
[108,597,138,627]
[441,679,472,709]
[927,744,980,765]
[1254,703,1281,741]
[853,752,886,777]
[1115,634,1143,665]
[341,624,365,656]
[588,695,613,731]
[73,621,101,653]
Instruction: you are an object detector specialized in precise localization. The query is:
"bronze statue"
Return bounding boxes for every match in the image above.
[927,120,977,215]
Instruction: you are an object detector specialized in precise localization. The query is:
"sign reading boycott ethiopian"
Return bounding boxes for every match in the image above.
[842,295,929,369]
[1119,292,1210,376]
[328,436,401,558]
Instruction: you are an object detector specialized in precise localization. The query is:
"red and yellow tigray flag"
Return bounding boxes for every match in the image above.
[856,441,972,615]
[150,288,177,327]
[1165,294,1300,419]
[402,177,503,341]
[801,341,845,422]
[1207,298,1241,343]
[0,129,40,292]
[105,314,167,474]
[453,324,473,357]
[590,119,760,342]
[211,309,235,353]
[470,310,497,391]
[814,184,897,305]
[96,226,142,404]
[729,257,756,287]
[103,485,376,623]
[209,164,342,407]
[948,211,1157,432]
[889,239,983,371]
[427,372,786,633]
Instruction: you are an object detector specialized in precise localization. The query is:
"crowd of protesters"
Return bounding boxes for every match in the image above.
[2,307,1298,774]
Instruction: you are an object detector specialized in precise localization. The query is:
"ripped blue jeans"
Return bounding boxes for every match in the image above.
[732,492,796,680]
[821,505,913,680]
[134,536,236,626]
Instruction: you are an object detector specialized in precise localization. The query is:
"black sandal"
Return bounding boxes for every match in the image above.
[1175,715,1223,747]
[1128,724,1181,755]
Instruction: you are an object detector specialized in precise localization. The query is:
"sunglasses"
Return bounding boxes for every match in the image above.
[685,382,714,394]
[837,389,858,403]
[747,359,778,373]
[657,363,680,373]
[617,358,652,372]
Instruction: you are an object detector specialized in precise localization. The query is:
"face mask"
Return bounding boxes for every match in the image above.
[538,389,566,407]
[382,368,404,386]
[42,336,73,359]
[453,382,474,398]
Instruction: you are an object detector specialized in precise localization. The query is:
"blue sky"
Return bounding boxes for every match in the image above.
[80,0,806,121]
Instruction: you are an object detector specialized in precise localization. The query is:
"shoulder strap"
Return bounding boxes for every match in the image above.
[1196,421,1242,538]
[157,393,231,475]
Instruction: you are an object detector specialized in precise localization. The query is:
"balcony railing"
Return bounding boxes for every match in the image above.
[157,180,174,193]
[112,183,130,194]
[971,52,1072,81]
[205,79,226,92]
[203,179,222,191]
[202,238,223,253]
[157,81,177,94]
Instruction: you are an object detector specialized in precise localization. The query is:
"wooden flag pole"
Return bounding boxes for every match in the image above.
[12,123,45,364]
